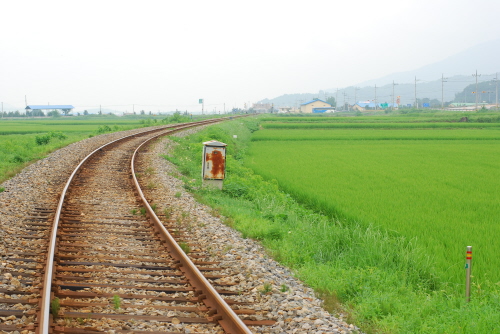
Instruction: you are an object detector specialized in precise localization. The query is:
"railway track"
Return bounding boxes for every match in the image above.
[1,118,273,334]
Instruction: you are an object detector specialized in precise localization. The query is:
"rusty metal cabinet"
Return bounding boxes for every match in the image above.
[202,141,227,188]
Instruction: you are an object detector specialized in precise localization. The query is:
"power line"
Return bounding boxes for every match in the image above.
[441,74,448,110]
[473,70,481,110]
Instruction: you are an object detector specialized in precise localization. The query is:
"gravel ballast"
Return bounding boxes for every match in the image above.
[0,125,362,334]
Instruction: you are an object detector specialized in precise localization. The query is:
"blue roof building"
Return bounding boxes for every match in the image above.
[26,105,74,110]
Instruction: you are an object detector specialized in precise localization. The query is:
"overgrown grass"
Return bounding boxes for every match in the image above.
[0,132,87,183]
[165,115,500,334]
[0,114,227,183]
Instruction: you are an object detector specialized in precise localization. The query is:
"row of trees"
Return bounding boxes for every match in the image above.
[453,80,498,104]
[0,109,95,118]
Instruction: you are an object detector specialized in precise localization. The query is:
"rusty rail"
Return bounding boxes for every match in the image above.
[38,119,227,334]
[131,128,253,334]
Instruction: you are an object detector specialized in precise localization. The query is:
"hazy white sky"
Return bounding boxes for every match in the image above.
[1,0,499,113]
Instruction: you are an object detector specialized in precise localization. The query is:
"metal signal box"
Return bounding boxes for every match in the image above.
[202,140,227,189]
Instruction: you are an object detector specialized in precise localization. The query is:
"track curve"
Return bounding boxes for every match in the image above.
[35,119,258,333]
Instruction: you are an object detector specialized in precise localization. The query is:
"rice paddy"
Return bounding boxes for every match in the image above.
[246,119,500,284]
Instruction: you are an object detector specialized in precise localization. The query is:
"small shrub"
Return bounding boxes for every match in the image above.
[210,208,221,217]
[130,209,137,215]
[35,134,51,145]
[179,242,191,254]
[151,203,157,212]
[10,155,24,163]
[260,282,272,295]
[51,297,60,317]
[280,284,289,292]
[223,179,249,198]
[0,187,5,193]
[164,207,173,219]
[144,167,155,175]
[175,192,182,198]
[49,131,67,140]
[97,125,112,134]
[266,228,283,240]
[140,207,147,216]
[112,295,121,310]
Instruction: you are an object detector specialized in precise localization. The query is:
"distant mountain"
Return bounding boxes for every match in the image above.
[259,39,499,108]
[356,38,500,87]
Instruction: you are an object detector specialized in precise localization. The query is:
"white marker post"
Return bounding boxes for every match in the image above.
[465,246,472,302]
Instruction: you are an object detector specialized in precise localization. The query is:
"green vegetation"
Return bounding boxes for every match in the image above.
[164,207,173,219]
[0,114,223,183]
[260,282,273,294]
[179,241,191,254]
[166,114,500,333]
[50,297,60,317]
[112,295,121,310]
[247,135,500,285]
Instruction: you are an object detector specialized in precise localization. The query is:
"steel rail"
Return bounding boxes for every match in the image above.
[130,128,253,333]
[38,119,225,334]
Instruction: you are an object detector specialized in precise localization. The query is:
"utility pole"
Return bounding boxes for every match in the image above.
[441,74,448,110]
[496,73,498,110]
[354,87,359,104]
[336,88,339,111]
[343,92,348,111]
[374,84,377,110]
[414,76,419,109]
[392,81,398,111]
[473,70,481,110]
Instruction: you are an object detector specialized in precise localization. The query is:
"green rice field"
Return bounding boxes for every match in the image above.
[0,114,198,183]
[246,122,500,285]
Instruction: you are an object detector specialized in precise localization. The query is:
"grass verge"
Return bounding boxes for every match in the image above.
[164,116,500,334]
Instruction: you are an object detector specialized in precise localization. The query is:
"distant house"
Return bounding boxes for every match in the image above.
[253,103,272,113]
[300,99,334,113]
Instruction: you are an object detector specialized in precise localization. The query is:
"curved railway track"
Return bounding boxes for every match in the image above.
[1,118,273,334]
